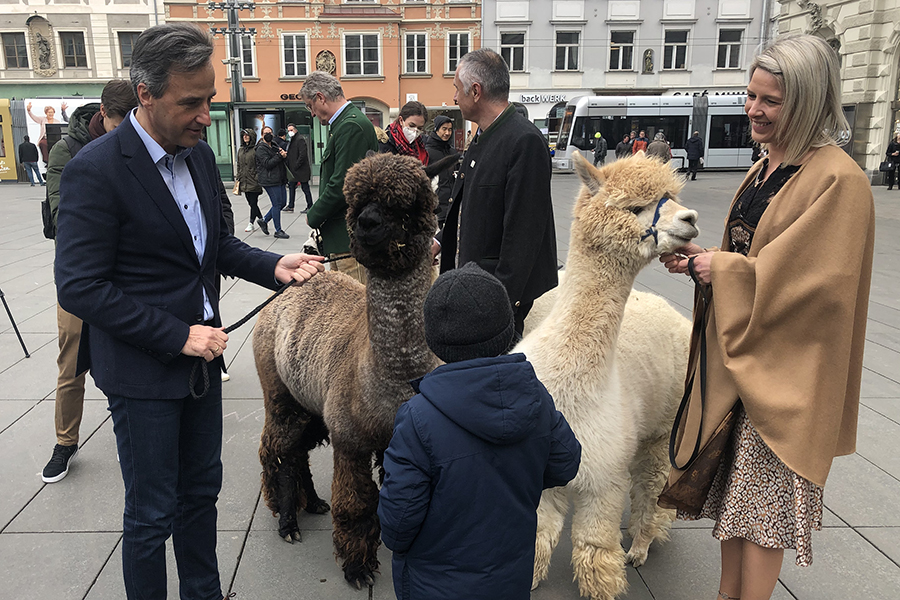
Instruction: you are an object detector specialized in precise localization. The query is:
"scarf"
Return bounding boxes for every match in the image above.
[386,120,429,165]
[88,111,106,141]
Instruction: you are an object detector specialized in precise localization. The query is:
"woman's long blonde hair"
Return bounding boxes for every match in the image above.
[749,33,850,165]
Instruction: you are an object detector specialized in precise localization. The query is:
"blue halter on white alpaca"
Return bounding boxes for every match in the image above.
[639,197,669,244]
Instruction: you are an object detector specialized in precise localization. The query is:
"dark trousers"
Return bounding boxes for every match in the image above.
[287,181,297,209]
[688,159,701,179]
[107,376,224,600]
[287,181,313,209]
[514,298,534,337]
[262,184,286,232]
[886,166,900,188]
[245,191,262,223]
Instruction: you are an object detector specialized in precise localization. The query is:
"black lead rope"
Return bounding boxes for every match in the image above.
[188,253,353,400]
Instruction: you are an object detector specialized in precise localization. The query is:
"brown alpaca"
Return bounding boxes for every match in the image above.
[254,154,441,588]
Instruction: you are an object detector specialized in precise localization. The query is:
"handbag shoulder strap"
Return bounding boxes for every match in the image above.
[669,257,711,470]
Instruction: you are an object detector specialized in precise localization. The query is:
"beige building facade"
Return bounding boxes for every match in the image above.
[775,0,900,178]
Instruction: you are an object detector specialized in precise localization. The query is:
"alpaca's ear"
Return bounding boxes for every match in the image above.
[573,150,604,195]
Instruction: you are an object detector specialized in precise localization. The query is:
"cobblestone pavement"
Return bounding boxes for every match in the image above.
[0,168,897,599]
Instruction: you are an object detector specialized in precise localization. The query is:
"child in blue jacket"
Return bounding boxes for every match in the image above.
[378,262,582,600]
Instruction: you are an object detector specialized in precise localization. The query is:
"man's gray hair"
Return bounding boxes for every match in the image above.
[130,24,214,99]
[654,132,666,141]
[456,48,509,102]
[300,71,345,102]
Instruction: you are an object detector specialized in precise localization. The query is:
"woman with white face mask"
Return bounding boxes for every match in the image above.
[379,100,430,164]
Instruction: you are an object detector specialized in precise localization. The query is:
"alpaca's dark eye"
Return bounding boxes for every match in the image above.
[630,207,643,215]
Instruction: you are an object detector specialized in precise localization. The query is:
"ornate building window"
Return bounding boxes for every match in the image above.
[448,32,469,72]
[500,31,525,72]
[1,33,28,69]
[609,31,634,71]
[405,32,427,74]
[555,31,580,71]
[118,32,141,68]
[663,30,688,70]
[717,29,742,69]
[345,33,379,76]
[60,32,87,68]
[282,33,308,77]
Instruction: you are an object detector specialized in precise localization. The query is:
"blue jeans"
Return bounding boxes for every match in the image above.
[263,184,286,232]
[107,376,224,600]
[24,162,43,185]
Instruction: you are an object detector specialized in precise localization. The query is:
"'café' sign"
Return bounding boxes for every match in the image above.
[520,93,567,104]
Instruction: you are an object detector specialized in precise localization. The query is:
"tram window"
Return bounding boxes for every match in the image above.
[709,114,752,148]
[557,106,575,149]
[569,116,620,151]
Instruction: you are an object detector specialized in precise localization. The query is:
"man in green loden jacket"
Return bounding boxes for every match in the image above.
[42,79,138,483]
[300,71,378,284]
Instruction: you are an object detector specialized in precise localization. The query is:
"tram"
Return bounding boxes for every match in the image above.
[552,94,753,171]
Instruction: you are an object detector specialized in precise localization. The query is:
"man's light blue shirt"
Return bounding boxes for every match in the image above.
[328,101,351,126]
[129,110,213,321]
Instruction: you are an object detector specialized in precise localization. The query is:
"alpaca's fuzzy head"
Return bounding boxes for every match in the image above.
[344,153,438,276]
[571,150,699,266]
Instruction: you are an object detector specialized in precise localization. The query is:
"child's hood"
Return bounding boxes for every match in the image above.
[414,353,545,445]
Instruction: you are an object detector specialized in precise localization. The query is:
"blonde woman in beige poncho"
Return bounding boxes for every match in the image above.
[660,34,875,600]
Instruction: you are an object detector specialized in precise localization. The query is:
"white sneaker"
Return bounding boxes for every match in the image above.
[244,222,254,233]
[221,371,231,382]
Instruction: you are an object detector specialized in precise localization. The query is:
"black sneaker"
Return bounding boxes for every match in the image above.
[284,207,294,213]
[274,230,290,239]
[257,218,270,235]
[42,444,78,483]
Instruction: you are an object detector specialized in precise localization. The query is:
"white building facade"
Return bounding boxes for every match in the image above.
[482,0,773,132]
[0,0,163,99]
[775,0,899,177]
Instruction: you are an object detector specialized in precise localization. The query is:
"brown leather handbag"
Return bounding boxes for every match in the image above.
[658,258,739,516]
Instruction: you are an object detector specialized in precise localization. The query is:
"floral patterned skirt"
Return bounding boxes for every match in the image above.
[678,406,824,566]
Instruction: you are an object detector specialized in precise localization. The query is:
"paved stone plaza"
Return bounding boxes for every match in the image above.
[0,169,897,599]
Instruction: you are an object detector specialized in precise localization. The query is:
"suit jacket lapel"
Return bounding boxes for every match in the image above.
[119,117,197,261]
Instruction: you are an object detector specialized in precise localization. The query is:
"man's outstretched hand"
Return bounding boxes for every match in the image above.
[275,253,326,284]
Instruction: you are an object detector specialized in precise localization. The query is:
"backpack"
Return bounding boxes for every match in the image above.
[41,135,85,240]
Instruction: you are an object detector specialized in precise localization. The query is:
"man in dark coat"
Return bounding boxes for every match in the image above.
[685,130,705,180]
[615,134,631,160]
[285,122,313,212]
[54,24,323,598]
[378,263,581,600]
[18,135,43,185]
[437,48,558,336]
[423,115,459,227]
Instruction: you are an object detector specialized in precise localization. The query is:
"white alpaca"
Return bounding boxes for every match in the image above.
[519,151,697,600]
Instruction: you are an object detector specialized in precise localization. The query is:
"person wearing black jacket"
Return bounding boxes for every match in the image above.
[685,130,705,180]
[424,115,459,227]
[285,123,313,212]
[614,134,631,160]
[255,125,290,239]
[885,133,900,190]
[436,48,557,336]
[18,136,43,185]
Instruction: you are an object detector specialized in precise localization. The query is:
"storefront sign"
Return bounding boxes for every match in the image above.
[520,93,567,104]
[280,93,303,101]
[671,90,744,97]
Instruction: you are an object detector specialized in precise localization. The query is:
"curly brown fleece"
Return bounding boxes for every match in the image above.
[254,153,440,589]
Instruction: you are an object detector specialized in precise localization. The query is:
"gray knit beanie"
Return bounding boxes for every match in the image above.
[424,262,515,363]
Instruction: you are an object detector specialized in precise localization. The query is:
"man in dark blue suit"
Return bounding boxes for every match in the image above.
[55,24,323,599]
